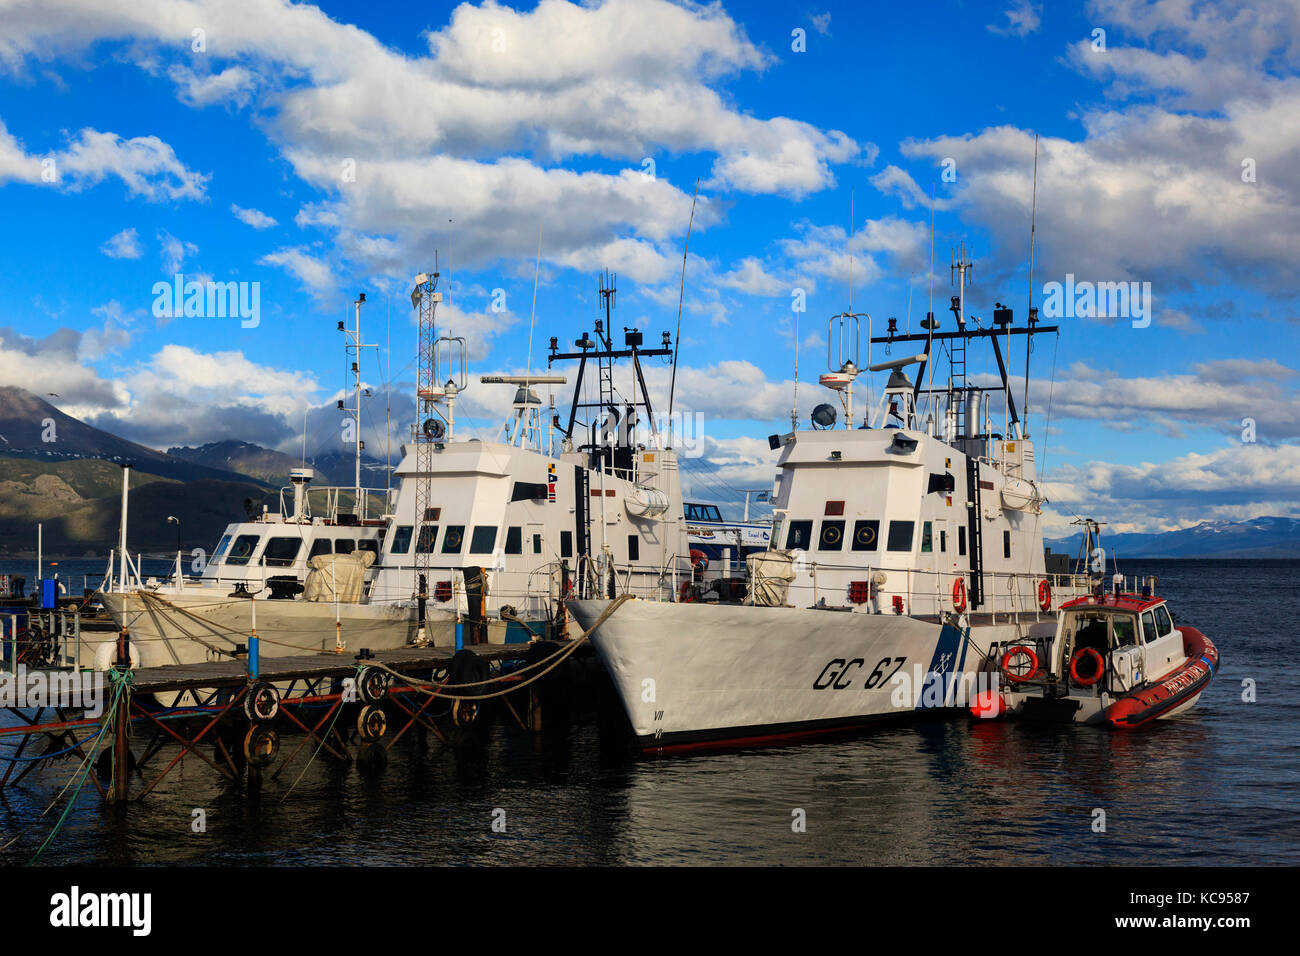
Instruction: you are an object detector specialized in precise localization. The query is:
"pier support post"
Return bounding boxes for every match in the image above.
[529,686,542,733]
[111,628,131,803]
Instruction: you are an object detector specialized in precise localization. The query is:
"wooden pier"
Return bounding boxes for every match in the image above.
[127,642,529,694]
[1,637,567,806]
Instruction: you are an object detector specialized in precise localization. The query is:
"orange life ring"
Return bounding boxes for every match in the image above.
[1000,645,1038,683]
[952,577,967,612]
[1038,579,1052,611]
[1070,647,1105,686]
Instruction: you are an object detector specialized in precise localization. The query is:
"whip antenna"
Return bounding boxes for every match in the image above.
[667,178,700,445]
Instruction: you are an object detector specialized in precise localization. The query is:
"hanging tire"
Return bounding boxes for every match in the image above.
[356,703,388,741]
[243,725,279,767]
[452,699,480,728]
[358,667,390,704]
[243,681,280,723]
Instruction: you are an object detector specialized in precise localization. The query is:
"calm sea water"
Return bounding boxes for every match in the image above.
[1,558,1295,866]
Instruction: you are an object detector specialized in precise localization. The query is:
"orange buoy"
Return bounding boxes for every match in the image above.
[1069,647,1105,686]
[1000,645,1039,683]
[969,689,1005,719]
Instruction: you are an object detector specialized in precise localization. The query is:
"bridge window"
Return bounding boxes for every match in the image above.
[334,539,355,555]
[818,520,845,551]
[958,526,967,556]
[511,481,548,501]
[628,535,640,561]
[225,534,261,566]
[470,526,497,554]
[920,522,933,553]
[505,527,522,555]
[785,520,813,550]
[442,525,465,554]
[416,525,438,553]
[851,520,879,551]
[358,539,379,558]
[211,534,232,564]
[560,531,573,558]
[1003,530,1011,559]
[886,521,914,552]
[1153,604,1174,637]
[389,525,413,555]
[1141,610,1157,643]
[263,537,303,567]
[309,538,333,558]
[939,530,947,553]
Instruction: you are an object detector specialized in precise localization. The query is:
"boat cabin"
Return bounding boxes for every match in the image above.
[1047,593,1188,694]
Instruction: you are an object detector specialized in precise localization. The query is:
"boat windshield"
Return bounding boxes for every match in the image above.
[1063,609,1139,652]
[211,534,233,565]
[685,503,723,522]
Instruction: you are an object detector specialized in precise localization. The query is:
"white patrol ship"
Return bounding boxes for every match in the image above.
[571,255,1092,752]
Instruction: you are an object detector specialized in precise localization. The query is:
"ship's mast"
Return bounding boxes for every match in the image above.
[341,292,377,508]
[410,265,441,635]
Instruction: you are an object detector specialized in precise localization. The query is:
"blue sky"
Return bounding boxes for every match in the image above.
[0,0,1296,534]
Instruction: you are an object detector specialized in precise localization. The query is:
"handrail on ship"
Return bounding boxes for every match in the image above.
[275,484,392,524]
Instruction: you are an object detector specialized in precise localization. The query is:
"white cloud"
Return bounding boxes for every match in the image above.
[869,165,954,212]
[0,0,862,283]
[0,117,206,199]
[99,227,142,259]
[157,229,198,275]
[1042,442,1300,535]
[904,3,1300,296]
[168,64,256,108]
[258,246,334,298]
[231,203,278,229]
[988,1,1042,38]
[717,257,787,297]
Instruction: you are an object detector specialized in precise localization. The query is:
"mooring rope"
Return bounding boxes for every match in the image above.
[137,591,366,654]
[367,594,633,702]
[6,669,128,863]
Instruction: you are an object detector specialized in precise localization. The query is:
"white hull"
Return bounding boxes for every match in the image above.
[572,599,1055,750]
[94,588,451,670]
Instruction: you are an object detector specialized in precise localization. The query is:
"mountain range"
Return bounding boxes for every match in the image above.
[0,387,388,555]
[1045,516,1300,559]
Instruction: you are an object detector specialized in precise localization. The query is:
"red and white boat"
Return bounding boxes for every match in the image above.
[973,588,1218,728]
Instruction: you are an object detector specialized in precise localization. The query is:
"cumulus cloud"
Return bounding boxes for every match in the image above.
[157,229,197,275]
[100,227,142,259]
[0,325,128,411]
[231,203,277,229]
[257,246,335,299]
[0,116,206,199]
[0,0,863,283]
[1041,443,1300,535]
[1018,358,1300,443]
[988,1,1042,38]
[903,1,1300,297]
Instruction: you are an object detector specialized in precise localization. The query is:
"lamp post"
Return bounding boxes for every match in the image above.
[167,515,181,553]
